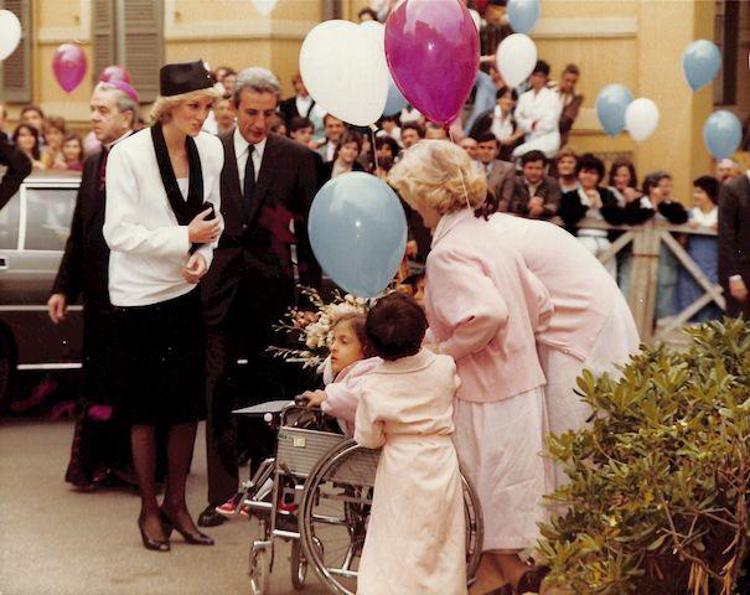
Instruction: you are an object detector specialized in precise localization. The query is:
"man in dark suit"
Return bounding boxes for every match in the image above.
[718,171,750,318]
[476,132,516,212]
[199,67,320,526]
[48,81,138,489]
[509,150,562,221]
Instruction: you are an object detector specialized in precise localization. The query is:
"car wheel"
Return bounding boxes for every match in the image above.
[0,329,17,412]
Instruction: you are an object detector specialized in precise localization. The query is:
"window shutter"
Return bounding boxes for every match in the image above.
[92,0,116,82]
[1,0,32,103]
[117,0,163,103]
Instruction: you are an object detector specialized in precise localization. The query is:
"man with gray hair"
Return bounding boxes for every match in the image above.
[48,81,140,490]
[199,67,320,526]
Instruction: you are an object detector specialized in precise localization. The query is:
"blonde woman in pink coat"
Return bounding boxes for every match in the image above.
[389,141,554,593]
[484,211,640,491]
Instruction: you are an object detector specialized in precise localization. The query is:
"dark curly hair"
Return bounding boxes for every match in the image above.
[366,293,427,361]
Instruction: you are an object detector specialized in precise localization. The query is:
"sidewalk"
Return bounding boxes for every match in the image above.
[0,420,327,594]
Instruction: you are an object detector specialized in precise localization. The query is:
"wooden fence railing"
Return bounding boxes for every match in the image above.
[577,218,723,344]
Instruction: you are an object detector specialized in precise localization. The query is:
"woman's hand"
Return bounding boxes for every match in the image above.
[303,390,327,410]
[188,208,221,244]
[182,252,207,284]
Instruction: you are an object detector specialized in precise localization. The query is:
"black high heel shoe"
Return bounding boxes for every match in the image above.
[138,513,170,552]
[160,508,214,546]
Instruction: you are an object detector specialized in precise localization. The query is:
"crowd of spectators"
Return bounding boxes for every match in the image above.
[0,0,747,326]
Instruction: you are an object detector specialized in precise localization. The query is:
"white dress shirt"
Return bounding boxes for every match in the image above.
[490,106,514,142]
[295,95,313,119]
[104,128,224,307]
[233,127,266,188]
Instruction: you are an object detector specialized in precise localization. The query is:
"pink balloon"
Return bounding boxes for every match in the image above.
[52,43,87,93]
[99,64,131,84]
[385,0,479,126]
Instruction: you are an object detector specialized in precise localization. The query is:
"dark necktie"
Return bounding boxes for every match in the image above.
[98,148,110,192]
[243,144,256,213]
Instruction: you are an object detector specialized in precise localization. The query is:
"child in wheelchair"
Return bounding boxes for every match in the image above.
[354,292,467,595]
[216,311,377,518]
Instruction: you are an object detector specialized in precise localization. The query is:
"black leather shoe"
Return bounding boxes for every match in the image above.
[197,504,227,528]
[161,508,214,546]
[138,513,170,552]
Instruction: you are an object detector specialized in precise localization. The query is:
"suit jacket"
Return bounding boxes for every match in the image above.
[509,175,561,220]
[318,160,365,186]
[278,95,316,125]
[51,151,112,308]
[559,93,583,145]
[559,186,623,238]
[201,132,320,327]
[0,138,32,212]
[718,174,750,315]
[485,160,516,212]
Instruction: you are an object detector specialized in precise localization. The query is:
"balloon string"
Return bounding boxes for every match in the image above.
[370,124,379,172]
[448,127,472,211]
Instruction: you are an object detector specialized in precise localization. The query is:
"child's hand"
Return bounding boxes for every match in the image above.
[303,390,327,410]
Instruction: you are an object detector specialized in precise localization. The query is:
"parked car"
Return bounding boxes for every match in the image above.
[0,170,83,407]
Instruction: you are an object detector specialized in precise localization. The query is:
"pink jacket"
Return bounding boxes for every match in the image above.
[489,214,634,361]
[321,357,382,436]
[426,210,553,402]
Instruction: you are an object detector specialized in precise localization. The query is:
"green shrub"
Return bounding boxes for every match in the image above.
[539,318,750,594]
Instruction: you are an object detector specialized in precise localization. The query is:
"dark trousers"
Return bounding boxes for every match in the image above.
[204,279,296,505]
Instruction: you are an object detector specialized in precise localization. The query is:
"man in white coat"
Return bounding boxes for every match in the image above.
[512,60,562,160]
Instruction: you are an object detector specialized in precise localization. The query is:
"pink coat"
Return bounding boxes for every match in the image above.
[321,357,381,436]
[426,210,553,402]
[489,214,635,361]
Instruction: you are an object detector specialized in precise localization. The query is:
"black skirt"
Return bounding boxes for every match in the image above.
[115,289,205,426]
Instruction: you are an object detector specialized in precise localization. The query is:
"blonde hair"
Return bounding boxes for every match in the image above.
[387,140,487,215]
[150,87,223,124]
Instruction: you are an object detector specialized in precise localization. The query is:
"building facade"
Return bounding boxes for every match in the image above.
[0,0,747,202]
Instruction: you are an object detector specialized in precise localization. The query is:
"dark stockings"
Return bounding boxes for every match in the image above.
[131,422,198,541]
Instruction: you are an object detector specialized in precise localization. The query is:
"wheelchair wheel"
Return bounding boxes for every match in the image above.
[290,540,307,590]
[299,439,483,595]
[249,523,271,595]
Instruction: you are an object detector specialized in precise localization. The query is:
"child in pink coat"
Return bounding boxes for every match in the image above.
[304,312,380,435]
[354,293,466,595]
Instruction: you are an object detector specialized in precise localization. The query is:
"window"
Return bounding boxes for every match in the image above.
[0,0,32,103]
[93,0,164,103]
[0,183,20,249]
[714,0,739,106]
[24,188,77,251]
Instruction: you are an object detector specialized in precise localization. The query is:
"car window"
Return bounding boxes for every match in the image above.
[24,187,77,251]
[0,190,20,249]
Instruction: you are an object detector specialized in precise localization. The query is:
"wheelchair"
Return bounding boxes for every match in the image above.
[233,399,484,595]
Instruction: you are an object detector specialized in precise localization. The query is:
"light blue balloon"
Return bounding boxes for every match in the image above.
[308,172,407,298]
[703,110,742,159]
[507,0,540,34]
[683,39,721,91]
[595,84,633,136]
[383,78,407,117]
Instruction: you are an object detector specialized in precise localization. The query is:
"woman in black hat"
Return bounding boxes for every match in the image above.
[103,60,224,551]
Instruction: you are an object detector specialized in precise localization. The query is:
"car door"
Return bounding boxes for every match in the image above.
[0,175,83,368]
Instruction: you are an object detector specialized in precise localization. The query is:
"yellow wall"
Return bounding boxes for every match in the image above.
[6,0,747,201]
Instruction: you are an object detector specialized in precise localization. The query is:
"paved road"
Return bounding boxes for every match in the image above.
[0,420,329,595]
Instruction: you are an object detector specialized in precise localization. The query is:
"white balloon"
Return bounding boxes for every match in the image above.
[496,33,537,87]
[0,10,22,62]
[625,97,660,142]
[251,0,278,16]
[300,20,388,127]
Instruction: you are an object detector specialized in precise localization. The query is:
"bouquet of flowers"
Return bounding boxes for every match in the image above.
[266,287,372,370]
